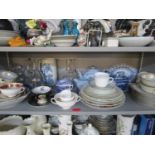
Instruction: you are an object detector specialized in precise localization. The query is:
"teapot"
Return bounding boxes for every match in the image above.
[73,66,100,90]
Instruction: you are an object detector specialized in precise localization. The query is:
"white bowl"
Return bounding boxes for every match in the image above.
[0,30,18,46]
[51,92,81,110]
[119,36,154,47]
[140,72,155,87]
[51,35,76,47]
[0,71,18,82]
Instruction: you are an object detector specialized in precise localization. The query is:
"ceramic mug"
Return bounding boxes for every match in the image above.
[94,72,113,87]
[0,83,25,97]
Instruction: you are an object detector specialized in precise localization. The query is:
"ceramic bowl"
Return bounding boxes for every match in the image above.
[51,92,81,110]
[0,30,18,46]
[0,115,26,135]
[0,83,25,98]
[140,83,155,94]
[0,71,18,82]
[140,72,155,87]
[51,35,76,47]
[119,36,154,47]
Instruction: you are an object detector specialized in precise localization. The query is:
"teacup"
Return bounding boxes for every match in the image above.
[58,89,74,102]
[30,86,52,106]
[0,83,25,97]
[94,72,113,87]
[51,92,81,110]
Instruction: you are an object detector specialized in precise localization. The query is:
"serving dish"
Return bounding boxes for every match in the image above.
[51,35,76,47]
[119,36,154,47]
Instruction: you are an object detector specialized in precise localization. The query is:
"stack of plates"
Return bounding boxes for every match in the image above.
[90,115,116,135]
[80,80,125,109]
[130,72,155,107]
[0,88,29,109]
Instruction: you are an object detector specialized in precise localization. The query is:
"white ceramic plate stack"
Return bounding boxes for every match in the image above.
[0,85,29,109]
[90,115,116,135]
[130,72,155,107]
[80,80,125,109]
[51,35,77,47]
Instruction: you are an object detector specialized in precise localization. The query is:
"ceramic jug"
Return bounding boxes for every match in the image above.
[117,115,135,135]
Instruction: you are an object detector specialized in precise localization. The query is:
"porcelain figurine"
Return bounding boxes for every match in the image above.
[42,123,51,135]
[24,115,47,134]
[26,126,36,135]
[30,30,52,46]
[0,115,26,135]
[63,20,69,35]
[77,29,87,46]
[71,20,80,36]
[117,115,135,135]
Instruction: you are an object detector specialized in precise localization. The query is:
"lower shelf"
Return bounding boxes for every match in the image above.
[0,95,155,115]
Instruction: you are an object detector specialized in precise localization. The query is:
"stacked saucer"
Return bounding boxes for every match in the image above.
[90,115,116,135]
[0,83,29,109]
[80,80,125,109]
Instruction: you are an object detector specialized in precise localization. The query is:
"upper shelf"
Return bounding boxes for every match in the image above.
[0,47,155,52]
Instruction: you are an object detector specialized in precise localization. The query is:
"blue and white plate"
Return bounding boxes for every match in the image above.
[107,65,138,82]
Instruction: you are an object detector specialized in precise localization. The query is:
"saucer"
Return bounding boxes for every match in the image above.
[32,86,51,94]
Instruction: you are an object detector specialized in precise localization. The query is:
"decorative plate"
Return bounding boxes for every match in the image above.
[107,65,138,82]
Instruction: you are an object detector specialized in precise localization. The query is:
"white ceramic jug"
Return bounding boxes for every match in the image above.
[117,115,135,135]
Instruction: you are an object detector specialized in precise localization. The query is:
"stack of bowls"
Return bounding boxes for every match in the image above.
[80,79,125,109]
[90,115,116,135]
[139,72,155,94]
[0,82,29,109]
[130,72,155,107]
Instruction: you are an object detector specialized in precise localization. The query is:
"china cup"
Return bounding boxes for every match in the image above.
[94,72,113,87]
[0,83,25,97]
